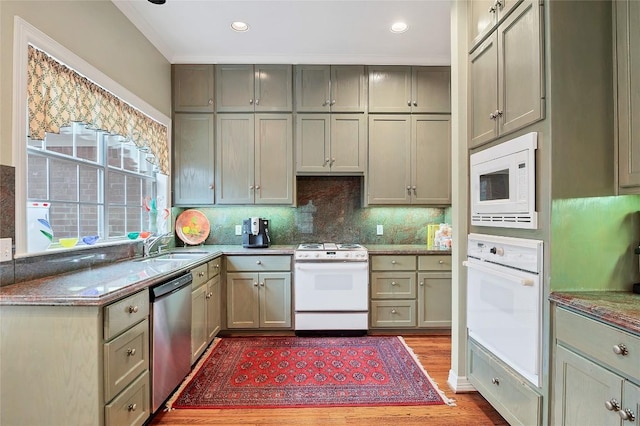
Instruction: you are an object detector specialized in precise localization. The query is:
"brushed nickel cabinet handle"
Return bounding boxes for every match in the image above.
[128,306,138,314]
[613,344,629,356]
[605,399,621,411]
[126,348,136,356]
[619,408,636,422]
[491,378,500,385]
[128,403,137,411]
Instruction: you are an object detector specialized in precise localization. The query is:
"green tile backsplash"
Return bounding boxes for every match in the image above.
[551,195,640,291]
[174,177,450,246]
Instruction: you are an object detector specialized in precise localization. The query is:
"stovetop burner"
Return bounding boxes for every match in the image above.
[295,242,367,261]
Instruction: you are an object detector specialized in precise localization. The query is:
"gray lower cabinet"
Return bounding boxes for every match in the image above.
[468,338,542,426]
[190,257,221,364]
[0,289,151,426]
[553,306,640,426]
[368,114,451,205]
[370,254,451,329]
[469,0,544,147]
[616,0,640,192]
[295,113,367,174]
[226,255,292,329]
[173,113,215,205]
[216,113,293,204]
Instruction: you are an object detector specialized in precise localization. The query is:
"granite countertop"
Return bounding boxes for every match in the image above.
[550,291,640,336]
[0,244,446,308]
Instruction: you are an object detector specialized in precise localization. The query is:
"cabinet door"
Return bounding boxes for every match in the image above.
[295,65,331,112]
[417,272,451,328]
[255,114,293,204]
[259,272,291,328]
[226,272,260,328]
[412,67,451,113]
[412,115,451,204]
[206,275,221,341]
[330,114,367,173]
[368,66,412,113]
[622,381,640,426]
[296,114,330,173]
[216,64,255,112]
[331,65,367,112]
[553,345,623,426]
[254,65,292,112]
[173,113,215,205]
[617,0,640,189]
[367,115,412,204]
[498,0,543,136]
[216,114,255,204]
[173,64,214,112]
[469,33,499,147]
[469,0,522,49]
[191,284,207,364]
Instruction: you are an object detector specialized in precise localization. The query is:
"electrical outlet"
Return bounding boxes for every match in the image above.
[376,225,384,235]
[0,238,12,262]
[235,225,243,236]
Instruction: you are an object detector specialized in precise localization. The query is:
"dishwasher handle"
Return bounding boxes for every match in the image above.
[151,273,193,300]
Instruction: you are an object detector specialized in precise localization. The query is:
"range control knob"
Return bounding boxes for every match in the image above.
[489,246,504,256]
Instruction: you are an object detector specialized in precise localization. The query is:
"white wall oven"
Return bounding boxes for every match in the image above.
[470,132,538,229]
[464,233,543,387]
[294,243,369,333]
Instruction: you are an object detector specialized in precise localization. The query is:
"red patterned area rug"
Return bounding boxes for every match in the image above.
[167,336,454,409]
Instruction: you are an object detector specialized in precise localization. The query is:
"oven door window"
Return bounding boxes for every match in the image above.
[479,168,509,201]
[466,260,541,386]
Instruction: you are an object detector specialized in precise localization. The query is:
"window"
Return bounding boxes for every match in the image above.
[14,19,171,256]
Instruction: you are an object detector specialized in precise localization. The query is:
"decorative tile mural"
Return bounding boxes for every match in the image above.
[177,176,450,246]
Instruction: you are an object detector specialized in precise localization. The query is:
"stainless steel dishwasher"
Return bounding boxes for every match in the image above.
[150,272,192,413]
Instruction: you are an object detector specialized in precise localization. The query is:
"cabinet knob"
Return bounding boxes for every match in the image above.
[489,112,497,120]
[391,309,397,314]
[253,282,259,287]
[199,271,205,277]
[488,4,497,13]
[324,158,330,166]
[391,281,397,286]
[214,264,220,269]
[391,260,397,264]
[619,408,636,422]
[324,100,330,106]
[209,184,214,190]
[255,185,261,190]
[255,99,260,105]
[259,282,265,287]
[613,344,629,356]
[439,260,444,264]
[407,101,412,106]
[491,377,500,386]
[331,100,336,105]
[249,99,254,104]
[128,306,138,314]
[605,399,621,411]
[208,99,213,105]
[256,260,262,265]
[126,348,136,356]
[128,403,137,412]
[496,109,503,117]
[206,292,213,299]
[413,101,417,107]
[420,280,424,286]
[249,185,254,190]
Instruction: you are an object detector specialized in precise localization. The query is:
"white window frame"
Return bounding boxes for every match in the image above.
[12,17,171,258]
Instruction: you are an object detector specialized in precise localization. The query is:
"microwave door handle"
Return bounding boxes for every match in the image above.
[463,260,535,286]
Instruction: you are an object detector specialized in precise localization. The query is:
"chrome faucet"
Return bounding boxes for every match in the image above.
[143,232,173,257]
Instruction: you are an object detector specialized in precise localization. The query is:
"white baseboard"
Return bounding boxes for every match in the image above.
[447,369,476,393]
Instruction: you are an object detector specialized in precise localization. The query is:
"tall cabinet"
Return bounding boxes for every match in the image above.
[172,65,216,205]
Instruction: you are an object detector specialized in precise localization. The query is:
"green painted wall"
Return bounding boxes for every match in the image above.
[551,195,640,291]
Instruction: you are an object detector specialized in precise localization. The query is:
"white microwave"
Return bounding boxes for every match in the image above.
[470,132,537,229]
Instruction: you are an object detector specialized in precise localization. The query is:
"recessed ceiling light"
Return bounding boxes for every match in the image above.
[390,22,408,33]
[231,21,249,32]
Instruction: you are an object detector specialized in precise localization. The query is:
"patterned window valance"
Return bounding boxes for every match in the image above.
[27,45,169,175]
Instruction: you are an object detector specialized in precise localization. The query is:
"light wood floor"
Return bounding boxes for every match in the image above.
[149,335,508,426]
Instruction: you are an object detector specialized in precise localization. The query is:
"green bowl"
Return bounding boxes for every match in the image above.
[127,232,140,240]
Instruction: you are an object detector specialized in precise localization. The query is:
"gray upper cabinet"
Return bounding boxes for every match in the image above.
[468,0,523,50]
[216,114,293,204]
[294,65,367,112]
[216,64,292,112]
[173,113,215,205]
[616,0,640,192]
[469,0,543,147]
[368,66,451,113]
[295,114,367,174]
[172,64,215,112]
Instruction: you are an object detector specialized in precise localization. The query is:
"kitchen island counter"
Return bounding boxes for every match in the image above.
[550,291,640,336]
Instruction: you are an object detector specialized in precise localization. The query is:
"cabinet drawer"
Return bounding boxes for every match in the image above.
[370,255,416,271]
[105,370,150,426]
[370,300,416,328]
[226,255,291,272]
[418,255,451,271]
[191,263,209,289]
[468,339,541,426]
[555,307,640,383]
[104,319,149,402]
[104,289,149,341]
[371,272,416,299]
[208,257,221,277]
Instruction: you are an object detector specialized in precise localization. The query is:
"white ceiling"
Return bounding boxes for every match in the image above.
[112,0,451,65]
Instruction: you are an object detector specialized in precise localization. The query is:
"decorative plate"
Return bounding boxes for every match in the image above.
[176,209,210,245]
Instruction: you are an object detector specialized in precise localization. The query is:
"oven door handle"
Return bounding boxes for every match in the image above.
[463,260,535,286]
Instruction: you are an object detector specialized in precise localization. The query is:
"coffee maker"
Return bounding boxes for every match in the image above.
[242,217,271,248]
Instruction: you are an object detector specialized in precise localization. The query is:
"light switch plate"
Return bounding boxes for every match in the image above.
[376,225,384,235]
[235,225,242,236]
[0,238,12,262]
